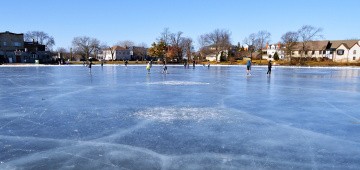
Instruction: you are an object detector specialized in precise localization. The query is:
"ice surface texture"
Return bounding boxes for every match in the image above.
[0,65,359,169]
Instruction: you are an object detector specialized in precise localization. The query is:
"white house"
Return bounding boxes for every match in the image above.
[262,43,285,60]
[259,40,360,62]
[100,46,133,61]
[289,41,329,59]
[205,54,217,62]
[349,43,360,62]
[333,41,360,63]
[205,50,228,62]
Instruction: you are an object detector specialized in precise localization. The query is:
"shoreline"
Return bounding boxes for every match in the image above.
[1,63,360,69]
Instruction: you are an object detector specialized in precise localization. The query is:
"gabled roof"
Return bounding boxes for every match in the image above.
[292,40,329,51]
[329,40,359,49]
[350,42,360,49]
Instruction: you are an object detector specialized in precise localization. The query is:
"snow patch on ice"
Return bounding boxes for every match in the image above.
[148,81,209,86]
[134,107,224,122]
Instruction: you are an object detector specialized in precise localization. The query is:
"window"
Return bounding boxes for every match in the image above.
[14,42,21,47]
[319,51,322,55]
[312,51,315,55]
[354,50,357,54]
[337,49,344,55]
[3,42,6,46]
[353,57,356,60]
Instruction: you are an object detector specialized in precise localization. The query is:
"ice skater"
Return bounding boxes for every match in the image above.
[246,59,252,75]
[88,61,92,73]
[146,62,151,74]
[125,60,128,67]
[150,60,153,68]
[162,63,168,74]
[267,60,272,75]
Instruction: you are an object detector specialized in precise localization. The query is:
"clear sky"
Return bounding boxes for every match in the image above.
[1,0,359,50]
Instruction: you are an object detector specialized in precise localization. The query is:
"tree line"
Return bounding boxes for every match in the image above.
[25,24,324,62]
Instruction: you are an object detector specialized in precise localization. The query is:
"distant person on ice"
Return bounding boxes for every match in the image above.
[125,60,128,67]
[246,59,252,75]
[88,60,92,73]
[146,62,151,74]
[267,60,272,75]
[162,63,168,74]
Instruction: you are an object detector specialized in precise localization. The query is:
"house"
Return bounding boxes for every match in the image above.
[0,31,24,63]
[262,43,285,60]
[281,40,360,62]
[333,40,360,63]
[204,50,228,62]
[100,46,131,61]
[99,46,147,61]
[201,45,229,62]
[290,41,329,59]
[23,40,51,63]
[0,31,51,63]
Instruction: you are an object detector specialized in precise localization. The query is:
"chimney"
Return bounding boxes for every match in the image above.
[277,42,281,49]
[266,42,269,49]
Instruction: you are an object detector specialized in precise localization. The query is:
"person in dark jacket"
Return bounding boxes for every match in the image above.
[267,60,272,75]
[246,60,251,75]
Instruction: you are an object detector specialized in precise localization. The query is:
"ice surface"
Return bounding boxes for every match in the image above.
[0,65,360,169]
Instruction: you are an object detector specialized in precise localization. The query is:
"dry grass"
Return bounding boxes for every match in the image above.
[67,60,360,67]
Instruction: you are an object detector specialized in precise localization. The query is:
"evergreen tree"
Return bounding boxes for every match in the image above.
[274,52,279,61]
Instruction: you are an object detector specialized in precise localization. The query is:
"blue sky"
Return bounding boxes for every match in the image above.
[1,0,359,50]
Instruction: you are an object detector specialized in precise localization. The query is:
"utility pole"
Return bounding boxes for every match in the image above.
[70,48,73,61]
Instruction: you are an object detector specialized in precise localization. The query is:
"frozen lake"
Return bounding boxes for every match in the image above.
[0,65,359,169]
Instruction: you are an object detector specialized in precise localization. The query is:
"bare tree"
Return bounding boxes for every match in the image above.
[297,25,323,62]
[117,40,135,49]
[133,43,148,61]
[255,31,271,50]
[25,31,55,51]
[137,42,148,48]
[107,46,117,61]
[243,33,257,60]
[158,27,171,45]
[56,47,67,53]
[198,29,232,61]
[72,36,100,60]
[181,37,193,62]
[281,31,299,62]
[170,31,185,61]
[255,30,271,63]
